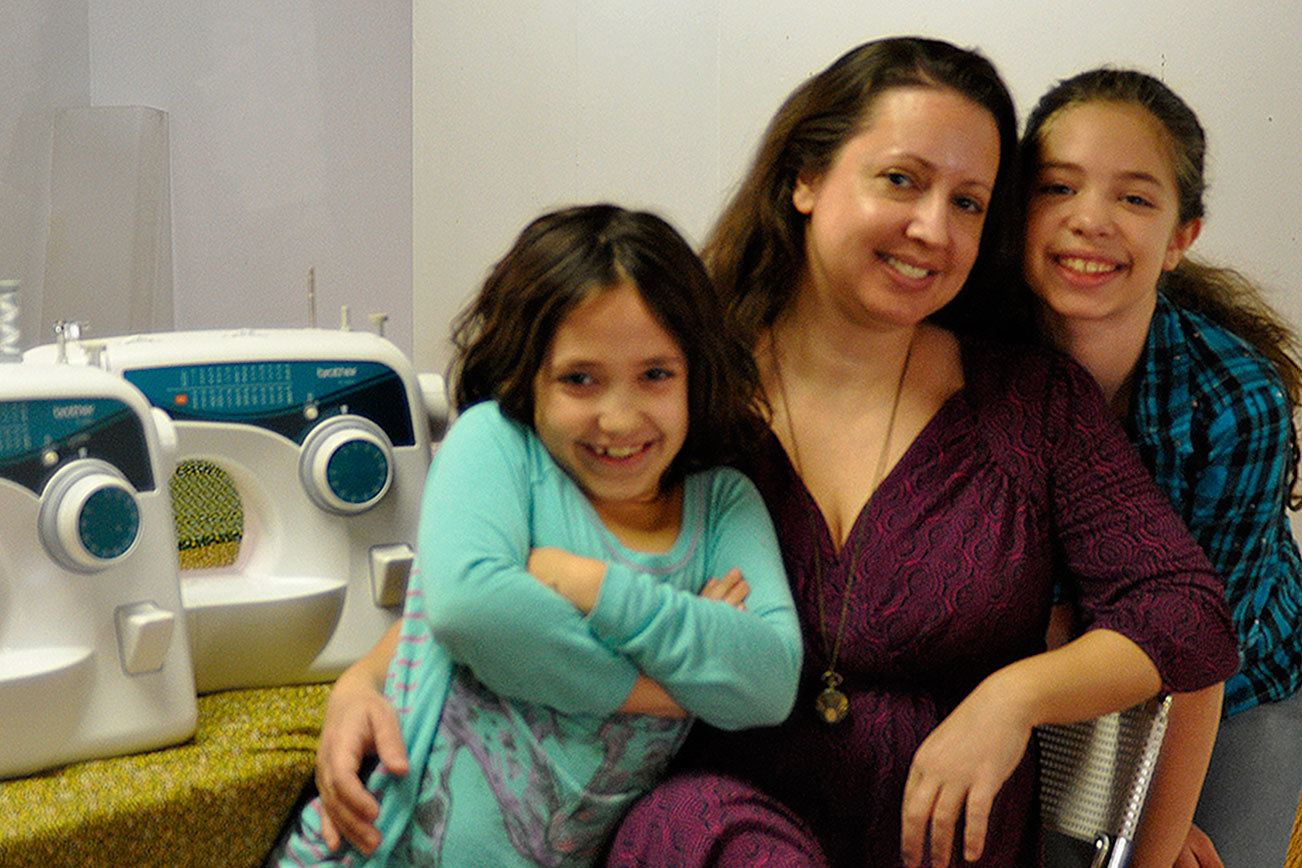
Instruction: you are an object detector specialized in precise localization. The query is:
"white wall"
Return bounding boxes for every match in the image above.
[0,2,413,355]
[3,4,1295,373]
[87,1,413,354]
[413,0,1301,375]
[0,1,90,346]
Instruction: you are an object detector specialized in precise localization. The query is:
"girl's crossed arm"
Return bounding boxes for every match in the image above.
[420,404,801,729]
[416,403,647,716]
[528,468,802,730]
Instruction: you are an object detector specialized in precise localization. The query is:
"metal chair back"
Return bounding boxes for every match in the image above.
[1037,694,1172,868]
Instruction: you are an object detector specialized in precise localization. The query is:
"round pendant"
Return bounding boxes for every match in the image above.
[815,686,849,724]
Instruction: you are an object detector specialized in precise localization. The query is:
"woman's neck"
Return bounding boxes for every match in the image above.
[1040,298,1156,414]
[767,291,919,398]
[761,290,955,550]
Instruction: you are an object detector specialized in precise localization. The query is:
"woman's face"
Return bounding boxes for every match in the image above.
[1023,101,1199,328]
[792,86,1000,330]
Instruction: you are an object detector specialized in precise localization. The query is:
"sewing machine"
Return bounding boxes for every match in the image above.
[28,328,445,692]
[0,361,197,779]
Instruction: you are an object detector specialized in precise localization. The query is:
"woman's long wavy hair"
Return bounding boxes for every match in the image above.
[701,36,1022,347]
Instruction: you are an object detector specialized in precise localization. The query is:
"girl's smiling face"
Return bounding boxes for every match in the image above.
[1024,100,1200,327]
[533,281,689,512]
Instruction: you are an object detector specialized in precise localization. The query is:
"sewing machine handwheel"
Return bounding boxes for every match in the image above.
[38,458,142,573]
[299,414,394,515]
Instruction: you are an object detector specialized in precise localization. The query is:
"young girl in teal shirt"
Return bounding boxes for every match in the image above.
[275,204,801,866]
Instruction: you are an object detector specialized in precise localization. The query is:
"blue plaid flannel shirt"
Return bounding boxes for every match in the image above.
[1128,293,1302,716]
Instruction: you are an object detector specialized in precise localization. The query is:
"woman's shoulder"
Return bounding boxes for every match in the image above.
[949,334,1121,481]
[957,334,1099,409]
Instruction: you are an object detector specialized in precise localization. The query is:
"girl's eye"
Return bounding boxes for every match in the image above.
[558,372,593,387]
[643,367,676,382]
[1036,182,1073,196]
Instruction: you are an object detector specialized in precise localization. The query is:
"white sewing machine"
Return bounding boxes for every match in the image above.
[0,361,197,779]
[28,328,446,692]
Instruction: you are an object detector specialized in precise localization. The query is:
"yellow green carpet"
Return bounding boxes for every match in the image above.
[0,684,328,868]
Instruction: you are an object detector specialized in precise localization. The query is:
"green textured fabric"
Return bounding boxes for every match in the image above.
[0,684,328,868]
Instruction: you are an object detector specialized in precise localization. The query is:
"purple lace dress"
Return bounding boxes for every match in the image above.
[608,341,1238,867]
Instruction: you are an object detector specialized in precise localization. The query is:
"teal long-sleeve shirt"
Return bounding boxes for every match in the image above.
[367,401,801,865]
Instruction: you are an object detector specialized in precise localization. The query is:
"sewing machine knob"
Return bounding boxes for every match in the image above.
[38,459,142,572]
[299,415,394,515]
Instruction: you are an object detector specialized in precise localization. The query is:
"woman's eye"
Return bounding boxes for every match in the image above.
[953,195,985,215]
[558,372,593,387]
[884,171,914,189]
[1036,182,1072,196]
[1123,194,1155,208]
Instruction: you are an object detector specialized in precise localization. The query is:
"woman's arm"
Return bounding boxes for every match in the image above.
[1175,824,1225,867]
[900,628,1162,867]
[314,622,406,855]
[901,358,1238,868]
[1044,358,1237,694]
[1045,616,1227,866]
[313,598,708,853]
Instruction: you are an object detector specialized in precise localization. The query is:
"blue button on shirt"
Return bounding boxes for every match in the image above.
[1128,293,1302,716]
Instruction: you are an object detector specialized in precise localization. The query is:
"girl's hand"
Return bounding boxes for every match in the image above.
[699,567,749,610]
[1174,823,1224,868]
[315,667,409,855]
[899,677,1033,867]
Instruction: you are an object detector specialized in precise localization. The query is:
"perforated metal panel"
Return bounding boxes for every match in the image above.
[169,459,242,570]
[1037,695,1172,846]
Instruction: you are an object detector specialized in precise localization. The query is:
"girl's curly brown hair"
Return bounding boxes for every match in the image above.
[449,203,768,484]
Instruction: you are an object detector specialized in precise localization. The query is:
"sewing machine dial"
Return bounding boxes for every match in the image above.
[38,458,142,572]
[299,414,394,515]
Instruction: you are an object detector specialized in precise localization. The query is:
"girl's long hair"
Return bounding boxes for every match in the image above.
[448,203,767,482]
[1021,68,1302,504]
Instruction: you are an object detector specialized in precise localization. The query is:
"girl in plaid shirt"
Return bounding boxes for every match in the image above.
[1022,68,1302,867]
